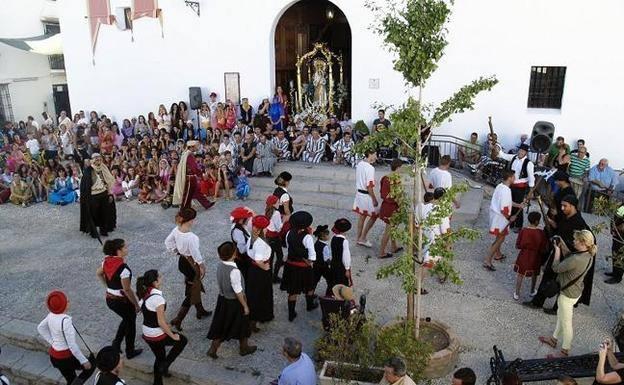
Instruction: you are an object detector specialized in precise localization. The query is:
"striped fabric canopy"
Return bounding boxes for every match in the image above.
[0,33,63,55]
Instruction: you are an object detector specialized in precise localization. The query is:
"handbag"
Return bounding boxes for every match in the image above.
[61,318,96,385]
[541,254,592,298]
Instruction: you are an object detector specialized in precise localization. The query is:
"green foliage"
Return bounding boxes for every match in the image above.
[316,314,432,382]
[431,76,499,126]
[366,0,452,88]
[353,120,370,136]
[592,196,624,269]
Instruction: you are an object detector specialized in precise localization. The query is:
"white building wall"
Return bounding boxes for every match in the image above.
[58,0,624,167]
[0,0,64,123]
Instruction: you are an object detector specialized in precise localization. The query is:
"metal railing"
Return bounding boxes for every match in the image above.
[48,54,65,70]
[426,134,542,164]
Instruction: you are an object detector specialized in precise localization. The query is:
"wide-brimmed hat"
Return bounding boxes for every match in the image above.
[91,152,102,159]
[332,218,352,233]
[46,290,68,314]
[252,215,270,229]
[332,284,354,301]
[518,143,530,152]
[230,207,254,221]
[290,211,313,229]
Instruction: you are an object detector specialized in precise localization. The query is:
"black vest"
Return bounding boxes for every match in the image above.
[95,372,126,385]
[507,156,530,179]
[105,263,130,291]
[273,186,294,215]
[330,236,346,276]
[287,230,308,262]
[314,240,327,265]
[141,292,164,329]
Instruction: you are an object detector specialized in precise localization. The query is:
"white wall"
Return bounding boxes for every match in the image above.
[0,0,63,123]
[58,0,624,167]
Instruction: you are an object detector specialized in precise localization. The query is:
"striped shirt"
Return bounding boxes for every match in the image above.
[305,137,326,153]
[569,155,590,178]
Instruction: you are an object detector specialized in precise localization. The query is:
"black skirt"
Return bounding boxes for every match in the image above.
[246,263,274,322]
[207,295,250,341]
[280,262,315,295]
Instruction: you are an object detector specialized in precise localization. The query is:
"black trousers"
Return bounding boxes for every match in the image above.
[510,185,528,229]
[267,237,284,279]
[50,355,95,385]
[106,297,137,353]
[145,334,188,385]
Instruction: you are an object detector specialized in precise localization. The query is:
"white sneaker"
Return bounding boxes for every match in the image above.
[513,292,519,301]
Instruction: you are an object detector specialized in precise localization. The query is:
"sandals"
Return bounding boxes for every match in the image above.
[538,336,557,348]
[378,253,393,259]
[483,264,496,271]
[357,240,373,248]
[494,254,507,261]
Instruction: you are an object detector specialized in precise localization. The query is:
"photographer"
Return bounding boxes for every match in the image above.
[595,339,624,384]
[538,230,595,357]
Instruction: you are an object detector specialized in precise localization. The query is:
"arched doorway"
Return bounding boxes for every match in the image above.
[274,0,351,118]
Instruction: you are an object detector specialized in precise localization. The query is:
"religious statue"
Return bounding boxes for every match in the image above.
[312,59,328,109]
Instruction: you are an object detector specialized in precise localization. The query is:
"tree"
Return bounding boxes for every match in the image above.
[360,0,498,338]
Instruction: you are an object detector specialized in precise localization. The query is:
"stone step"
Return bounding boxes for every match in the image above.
[272,161,390,182]
[0,342,152,385]
[0,317,264,385]
[248,185,355,211]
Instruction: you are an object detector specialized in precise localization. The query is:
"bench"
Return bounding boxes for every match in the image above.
[486,345,624,384]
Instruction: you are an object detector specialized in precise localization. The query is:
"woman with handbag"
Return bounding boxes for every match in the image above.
[538,229,596,357]
[37,290,95,384]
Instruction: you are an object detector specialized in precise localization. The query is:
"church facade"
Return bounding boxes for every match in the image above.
[57,0,624,166]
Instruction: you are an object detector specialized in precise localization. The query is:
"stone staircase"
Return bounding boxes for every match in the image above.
[247,162,483,223]
[0,316,264,385]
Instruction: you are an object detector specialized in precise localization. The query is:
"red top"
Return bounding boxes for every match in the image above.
[514,227,548,275]
[103,256,124,281]
[186,154,202,177]
[380,176,396,204]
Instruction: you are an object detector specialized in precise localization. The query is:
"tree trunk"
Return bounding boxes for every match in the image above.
[414,87,424,339]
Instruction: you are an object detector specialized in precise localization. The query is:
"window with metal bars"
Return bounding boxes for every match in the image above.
[0,84,14,123]
[527,66,566,109]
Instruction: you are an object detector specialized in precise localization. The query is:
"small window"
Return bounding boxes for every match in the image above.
[527,66,566,109]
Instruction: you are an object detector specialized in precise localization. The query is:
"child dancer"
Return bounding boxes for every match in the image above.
[513,211,547,300]
[207,242,257,359]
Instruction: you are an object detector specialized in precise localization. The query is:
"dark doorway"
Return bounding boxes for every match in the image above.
[52,84,71,117]
[274,0,351,117]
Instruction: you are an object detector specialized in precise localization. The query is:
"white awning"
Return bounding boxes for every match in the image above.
[0,33,63,55]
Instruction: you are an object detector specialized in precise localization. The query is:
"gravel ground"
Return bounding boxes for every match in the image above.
[0,188,622,384]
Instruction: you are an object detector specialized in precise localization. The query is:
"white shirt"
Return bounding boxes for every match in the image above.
[231,224,249,255]
[247,237,272,262]
[498,153,535,187]
[60,131,73,155]
[428,167,452,189]
[37,313,88,364]
[139,288,166,338]
[165,227,204,264]
[58,116,72,128]
[279,188,291,205]
[333,235,352,269]
[218,142,234,155]
[25,139,40,155]
[223,260,243,293]
[355,160,375,191]
[268,210,283,233]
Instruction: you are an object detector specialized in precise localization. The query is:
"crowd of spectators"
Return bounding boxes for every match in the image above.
[0,93,371,208]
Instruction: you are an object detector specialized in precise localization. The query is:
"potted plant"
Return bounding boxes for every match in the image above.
[316,314,433,384]
[352,0,498,377]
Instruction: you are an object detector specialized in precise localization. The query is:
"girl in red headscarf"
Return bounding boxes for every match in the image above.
[37,291,95,384]
[246,215,275,332]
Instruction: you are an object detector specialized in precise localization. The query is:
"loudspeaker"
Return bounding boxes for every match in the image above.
[530,121,555,153]
[189,87,202,110]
